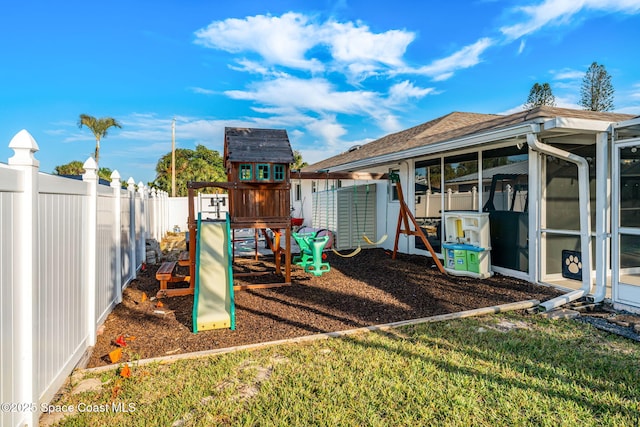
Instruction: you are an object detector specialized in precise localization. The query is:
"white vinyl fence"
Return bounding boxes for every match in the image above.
[0,130,170,427]
[166,194,230,234]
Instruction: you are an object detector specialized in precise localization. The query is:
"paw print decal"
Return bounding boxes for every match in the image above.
[565,254,582,274]
[561,250,583,280]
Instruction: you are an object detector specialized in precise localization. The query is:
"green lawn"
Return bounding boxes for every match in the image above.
[48,313,640,427]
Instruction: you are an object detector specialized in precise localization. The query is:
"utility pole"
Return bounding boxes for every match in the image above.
[171,117,176,197]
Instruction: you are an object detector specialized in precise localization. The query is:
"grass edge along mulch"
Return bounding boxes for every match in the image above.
[79,299,539,374]
[45,303,640,427]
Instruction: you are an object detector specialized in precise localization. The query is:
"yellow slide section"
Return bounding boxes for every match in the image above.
[193,216,235,332]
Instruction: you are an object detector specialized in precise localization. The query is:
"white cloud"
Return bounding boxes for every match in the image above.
[550,68,584,93]
[300,147,342,165]
[195,12,417,82]
[194,12,323,72]
[517,40,526,54]
[191,13,495,157]
[376,114,403,133]
[553,96,582,109]
[228,59,291,78]
[499,104,528,115]
[501,0,640,40]
[190,87,216,95]
[229,59,268,75]
[552,68,584,80]
[612,83,640,114]
[616,105,640,115]
[43,128,69,137]
[324,20,414,72]
[343,63,381,82]
[553,81,580,90]
[407,38,494,81]
[388,81,435,104]
[225,77,380,115]
[224,76,414,136]
[306,116,348,149]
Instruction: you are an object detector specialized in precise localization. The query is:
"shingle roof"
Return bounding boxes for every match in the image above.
[305,112,498,171]
[304,106,636,171]
[225,127,294,163]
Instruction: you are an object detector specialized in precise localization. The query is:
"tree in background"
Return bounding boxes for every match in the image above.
[152,145,225,196]
[78,114,122,165]
[292,150,308,170]
[54,160,85,176]
[524,82,556,109]
[579,62,614,112]
[54,160,113,182]
[453,161,478,178]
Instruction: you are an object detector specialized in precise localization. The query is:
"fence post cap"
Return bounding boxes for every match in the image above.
[82,157,98,181]
[110,170,121,187]
[82,157,97,169]
[8,129,39,166]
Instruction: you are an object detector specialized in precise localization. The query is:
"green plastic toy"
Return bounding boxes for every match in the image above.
[292,231,331,276]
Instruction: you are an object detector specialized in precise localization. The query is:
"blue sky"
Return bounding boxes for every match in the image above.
[1,0,639,184]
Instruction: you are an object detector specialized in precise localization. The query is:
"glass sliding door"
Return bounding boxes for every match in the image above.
[613,141,640,308]
[481,146,529,272]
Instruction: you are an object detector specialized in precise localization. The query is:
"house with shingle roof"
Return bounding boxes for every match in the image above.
[292,106,640,313]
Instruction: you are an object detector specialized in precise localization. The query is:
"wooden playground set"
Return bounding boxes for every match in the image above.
[154,127,444,331]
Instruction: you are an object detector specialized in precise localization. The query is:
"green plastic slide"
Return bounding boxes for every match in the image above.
[192,213,235,333]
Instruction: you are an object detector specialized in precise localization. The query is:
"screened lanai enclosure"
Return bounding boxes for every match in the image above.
[299,107,640,312]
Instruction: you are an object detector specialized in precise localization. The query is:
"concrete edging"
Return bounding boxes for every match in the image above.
[78,299,540,375]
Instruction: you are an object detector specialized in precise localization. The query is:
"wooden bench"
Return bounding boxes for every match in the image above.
[155,261,191,298]
[178,250,190,267]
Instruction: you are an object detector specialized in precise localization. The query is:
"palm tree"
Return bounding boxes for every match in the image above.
[292,150,308,170]
[78,114,122,165]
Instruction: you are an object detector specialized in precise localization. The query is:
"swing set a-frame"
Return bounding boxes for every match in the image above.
[388,172,445,273]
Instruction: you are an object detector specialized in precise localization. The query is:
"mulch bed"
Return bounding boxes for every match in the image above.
[87,249,564,368]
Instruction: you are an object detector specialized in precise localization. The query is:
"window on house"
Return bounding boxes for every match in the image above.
[415,158,443,253]
[274,164,285,181]
[257,164,270,181]
[482,146,528,213]
[388,168,400,201]
[444,152,478,209]
[295,183,302,201]
[239,164,252,181]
